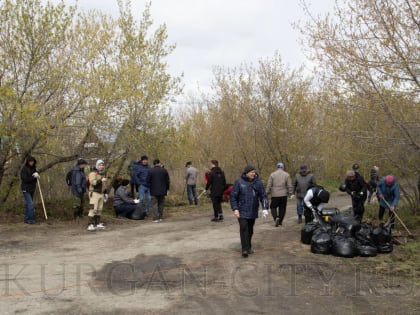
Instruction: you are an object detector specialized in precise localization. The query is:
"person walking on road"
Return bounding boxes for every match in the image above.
[147,159,170,223]
[185,161,198,205]
[293,164,316,224]
[20,156,40,224]
[266,162,294,227]
[230,165,269,258]
[70,159,88,219]
[377,175,400,230]
[205,160,227,222]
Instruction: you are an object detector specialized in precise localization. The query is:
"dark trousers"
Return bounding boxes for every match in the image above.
[304,206,314,223]
[114,204,146,220]
[211,196,223,218]
[352,196,365,222]
[379,206,395,229]
[270,196,288,224]
[151,195,165,220]
[238,218,255,252]
[72,194,85,218]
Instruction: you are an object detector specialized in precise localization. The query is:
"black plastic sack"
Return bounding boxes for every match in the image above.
[301,222,320,244]
[372,224,392,245]
[355,223,375,246]
[330,214,361,234]
[356,242,378,257]
[332,234,357,258]
[377,242,393,253]
[131,206,147,220]
[311,231,332,254]
[313,224,333,236]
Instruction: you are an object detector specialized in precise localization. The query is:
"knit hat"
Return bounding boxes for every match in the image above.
[385,175,394,185]
[318,190,330,203]
[276,162,284,168]
[153,159,160,166]
[121,179,130,186]
[95,159,105,169]
[243,165,255,174]
[299,164,308,173]
[77,159,87,165]
[141,155,148,161]
[352,163,360,171]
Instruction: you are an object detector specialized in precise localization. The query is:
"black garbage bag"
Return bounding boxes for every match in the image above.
[311,231,332,255]
[355,223,375,246]
[330,214,361,235]
[356,241,378,257]
[131,206,147,220]
[332,234,357,258]
[301,222,320,244]
[377,242,393,253]
[372,224,392,245]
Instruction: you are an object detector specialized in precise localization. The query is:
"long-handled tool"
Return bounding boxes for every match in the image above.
[381,197,413,238]
[197,188,207,200]
[37,179,48,220]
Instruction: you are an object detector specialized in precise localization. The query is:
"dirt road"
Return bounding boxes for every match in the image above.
[0,193,418,314]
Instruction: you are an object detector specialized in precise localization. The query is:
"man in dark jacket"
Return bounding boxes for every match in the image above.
[134,155,151,216]
[71,159,88,219]
[147,159,170,222]
[344,170,367,222]
[230,165,269,258]
[114,179,146,220]
[205,160,227,221]
[20,156,40,224]
[293,164,316,224]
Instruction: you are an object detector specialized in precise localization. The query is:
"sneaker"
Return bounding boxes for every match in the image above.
[275,217,280,227]
[242,251,248,258]
[96,223,106,230]
[152,219,160,223]
[159,219,163,222]
[87,224,96,232]
[211,217,219,222]
[218,215,224,221]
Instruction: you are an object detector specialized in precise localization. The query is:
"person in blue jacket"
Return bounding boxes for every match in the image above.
[230,165,269,258]
[377,175,400,230]
[134,155,151,216]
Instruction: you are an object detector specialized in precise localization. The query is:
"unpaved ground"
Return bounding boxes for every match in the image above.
[0,192,419,315]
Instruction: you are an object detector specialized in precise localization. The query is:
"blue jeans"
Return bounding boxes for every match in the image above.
[138,185,151,214]
[23,191,35,222]
[186,184,197,204]
[297,197,304,217]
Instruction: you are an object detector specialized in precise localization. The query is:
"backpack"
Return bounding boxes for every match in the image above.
[66,170,73,186]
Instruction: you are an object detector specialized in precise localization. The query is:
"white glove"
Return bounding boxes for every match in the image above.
[134,199,140,204]
[32,172,40,179]
[289,194,295,199]
[103,194,109,203]
[262,209,269,218]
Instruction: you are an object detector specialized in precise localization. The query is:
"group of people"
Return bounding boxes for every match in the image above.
[20,155,401,257]
[342,163,400,228]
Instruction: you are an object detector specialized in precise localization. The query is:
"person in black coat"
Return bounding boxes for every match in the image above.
[70,159,88,219]
[147,159,170,222]
[20,156,40,224]
[344,170,367,222]
[205,159,227,221]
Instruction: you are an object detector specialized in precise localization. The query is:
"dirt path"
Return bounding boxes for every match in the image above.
[0,192,419,314]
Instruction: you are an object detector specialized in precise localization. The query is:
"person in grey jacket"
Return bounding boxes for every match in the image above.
[71,159,88,219]
[293,165,316,224]
[114,179,146,220]
[230,165,269,258]
[266,162,294,227]
[185,161,198,205]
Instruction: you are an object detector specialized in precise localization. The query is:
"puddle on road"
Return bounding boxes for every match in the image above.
[94,254,187,292]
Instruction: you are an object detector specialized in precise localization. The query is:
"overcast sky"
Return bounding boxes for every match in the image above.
[57,0,335,98]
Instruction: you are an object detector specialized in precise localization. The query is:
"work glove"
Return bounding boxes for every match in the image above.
[289,194,295,200]
[103,194,109,203]
[32,172,40,179]
[134,199,140,204]
[262,209,269,218]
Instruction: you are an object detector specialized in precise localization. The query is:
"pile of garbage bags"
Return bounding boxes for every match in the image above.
[301,214,393,258]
